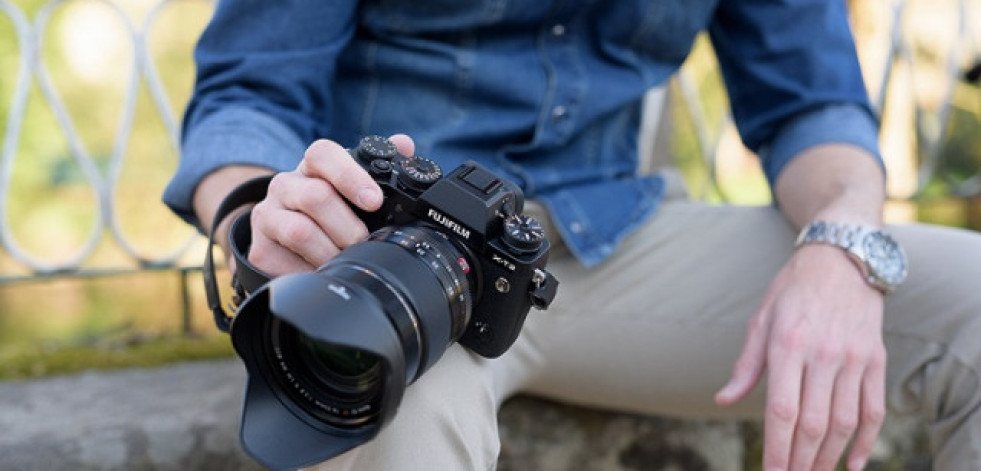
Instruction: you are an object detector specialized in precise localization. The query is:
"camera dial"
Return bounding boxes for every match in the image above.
[355,135,399,162]
[396,156,442,192]
[502,215,546,253]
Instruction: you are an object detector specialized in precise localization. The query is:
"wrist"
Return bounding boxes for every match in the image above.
[806,206,881,230]
[795,220,909,294]
[774,143,885,229]
[193,166,273,229]
[193,165,274,253]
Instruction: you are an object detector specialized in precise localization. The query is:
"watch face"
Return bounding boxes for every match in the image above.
[863,232,908,286]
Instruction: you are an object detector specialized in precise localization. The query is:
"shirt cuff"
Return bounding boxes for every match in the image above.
[162,106,307,229]
[759,103,884,188]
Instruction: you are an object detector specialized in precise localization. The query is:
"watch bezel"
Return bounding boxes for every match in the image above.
[856,230,908,291]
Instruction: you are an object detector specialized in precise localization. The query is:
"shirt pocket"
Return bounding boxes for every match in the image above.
[362,0,509,34]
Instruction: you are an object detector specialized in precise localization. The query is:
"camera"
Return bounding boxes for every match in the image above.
[203,136,559,470]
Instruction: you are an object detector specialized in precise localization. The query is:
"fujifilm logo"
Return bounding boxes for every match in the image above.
[427,209,471,239]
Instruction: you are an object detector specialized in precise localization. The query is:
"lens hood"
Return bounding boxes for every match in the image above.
[230,273,407,470]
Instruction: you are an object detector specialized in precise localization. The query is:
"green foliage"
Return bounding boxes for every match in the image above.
[0,334,233,381]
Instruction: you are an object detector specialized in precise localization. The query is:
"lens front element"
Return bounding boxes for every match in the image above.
[271,319,384,428]
[299,334,380,380]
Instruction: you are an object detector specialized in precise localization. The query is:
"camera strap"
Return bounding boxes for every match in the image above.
[204,174,275,333]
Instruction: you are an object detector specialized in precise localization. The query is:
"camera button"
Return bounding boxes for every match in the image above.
[369,159,393,176]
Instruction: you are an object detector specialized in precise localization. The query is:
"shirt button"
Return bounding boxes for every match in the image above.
[551,105,568,121]
[551,24,566,37]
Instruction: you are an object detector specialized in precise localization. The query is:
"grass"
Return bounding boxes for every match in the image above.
[0,333,234,381]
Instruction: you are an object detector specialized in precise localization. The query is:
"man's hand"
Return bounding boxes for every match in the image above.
[714,143,889,471]
[248,134,415,276]
[715,244,887,471]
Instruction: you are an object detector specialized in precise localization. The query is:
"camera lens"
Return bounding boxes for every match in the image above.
[235,224,475,440]
[268,318,384,428]
[298,334,379,381]
[296,330,381,398]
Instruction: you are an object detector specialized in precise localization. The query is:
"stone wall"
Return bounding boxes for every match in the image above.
[0,359,931,470]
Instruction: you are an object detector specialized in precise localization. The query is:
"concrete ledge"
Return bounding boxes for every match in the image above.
[0,360,259,471]
[0,359,931,470]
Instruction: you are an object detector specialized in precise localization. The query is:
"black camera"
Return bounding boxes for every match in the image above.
[203,136,559,470]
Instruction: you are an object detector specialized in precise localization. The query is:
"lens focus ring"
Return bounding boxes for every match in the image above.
[371,226,472,340]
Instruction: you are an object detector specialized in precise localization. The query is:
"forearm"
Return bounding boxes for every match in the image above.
[164,0,358,231]
[773,143,886,230]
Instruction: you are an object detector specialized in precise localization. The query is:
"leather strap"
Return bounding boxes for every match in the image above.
[204,175,274,332]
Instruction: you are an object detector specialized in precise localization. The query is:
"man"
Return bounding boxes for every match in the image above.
[165,1,981,469]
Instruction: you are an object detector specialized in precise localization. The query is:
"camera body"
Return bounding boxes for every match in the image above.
[348,135,555,357]
[207,135,558,470]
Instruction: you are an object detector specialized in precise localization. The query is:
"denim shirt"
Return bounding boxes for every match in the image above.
[164,0,881,267]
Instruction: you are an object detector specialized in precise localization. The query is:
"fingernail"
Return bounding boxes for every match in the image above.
[714,386,736,405]
[849,457,867,470]
[357,188,382,208]
[717,378,739,396]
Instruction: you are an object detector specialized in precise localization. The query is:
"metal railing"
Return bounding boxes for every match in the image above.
[1,0,206,281]
[1,0,979,322]
[676,0,981,202]
[0,0,213,333]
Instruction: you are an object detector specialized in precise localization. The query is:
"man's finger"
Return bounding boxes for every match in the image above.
[250,201,336,274]
[846,359,887,470]
[812,365,862,470]
[789,362,840,471]
[716,313,769,405]
[298,139,383,211]
[272,172,369,248]
[248,230,319,275]
[388,133,415,157]
[762,331,806,471]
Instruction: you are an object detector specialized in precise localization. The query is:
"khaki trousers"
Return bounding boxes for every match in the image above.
[320,199,981,470]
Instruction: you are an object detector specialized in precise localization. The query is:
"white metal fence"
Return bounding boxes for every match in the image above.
[1,0,978,287]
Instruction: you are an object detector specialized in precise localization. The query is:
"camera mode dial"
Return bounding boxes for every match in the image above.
[501,215,545,253]
[356,135,399,162]
[396,156,442,192]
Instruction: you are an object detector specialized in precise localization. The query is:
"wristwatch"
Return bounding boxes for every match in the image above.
[795,221,909,294]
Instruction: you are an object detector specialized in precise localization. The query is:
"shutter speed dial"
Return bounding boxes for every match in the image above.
[502,215,546,253]
[396,156,442,192]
